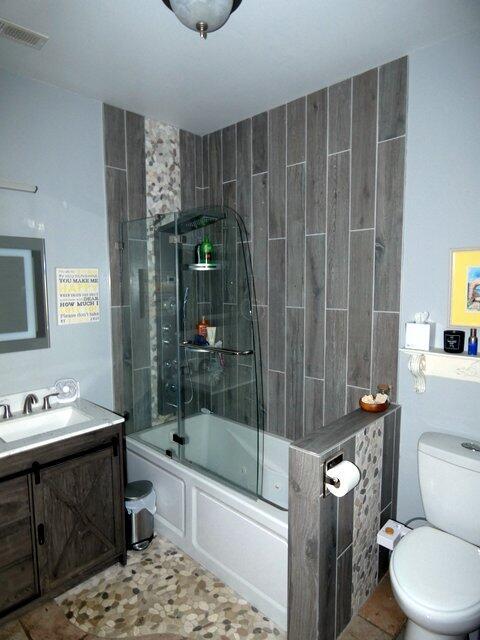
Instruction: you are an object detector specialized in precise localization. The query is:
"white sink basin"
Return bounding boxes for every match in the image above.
[0,406,91,443]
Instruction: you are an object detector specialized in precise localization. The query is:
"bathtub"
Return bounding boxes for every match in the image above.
[126,413,289,629]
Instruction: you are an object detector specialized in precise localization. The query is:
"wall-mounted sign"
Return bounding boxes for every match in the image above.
[56,268,99,325]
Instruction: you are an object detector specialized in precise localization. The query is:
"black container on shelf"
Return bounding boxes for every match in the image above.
[443,329,465,353]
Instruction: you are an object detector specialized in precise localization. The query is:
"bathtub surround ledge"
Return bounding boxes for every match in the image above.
[289,405,401,640]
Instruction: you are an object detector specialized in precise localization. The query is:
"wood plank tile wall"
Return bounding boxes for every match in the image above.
[181,57,407,437]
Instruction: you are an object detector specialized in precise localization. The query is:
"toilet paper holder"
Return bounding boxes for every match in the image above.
[323,451,344,497]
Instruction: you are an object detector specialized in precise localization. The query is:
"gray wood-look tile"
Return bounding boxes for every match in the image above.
[372,311,400,402]
[111,306,125,413]
[133,367,152,431]
[305,234,325,379]
[286,308,305,440]
[287,97,306,165]
[269,105,286,238]
[375,137,405,312]
[122,305,133,429]
[202,133,209,188]
[103,104,126,169]
[237,118,252,238]
[336,545,353,637]
[328,79,352,154]
[288,448,321,640]
[286,163,306,307]
[194,135,203,188]
[326,152,350,309]
[222,124,236,183]
[351,69,377,229]
[105,167,127,307]
[318,472,338,640]
[392,408,401,519]
[337,436,355,555]
[255,304,268,399]
[195,186,205,207]
[379,56,407,142]
[223,181,237,304]
[129,239,150,370]
[304,377,324,434]
[292,404,398,458]
[347,229,374,389]
[324,310,348,425]
[268,370,286,437]
[306,89,327,234]
[252,173,268,306]
[236,241,253,352]
[381,412,395,510]
[346,385,369,413]
[252,111,268,174]
[208,129,222,203]
[125,111,146,219]
[180,129,196,211]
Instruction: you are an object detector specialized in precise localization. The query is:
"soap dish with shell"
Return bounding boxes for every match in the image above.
[359,392,390,413]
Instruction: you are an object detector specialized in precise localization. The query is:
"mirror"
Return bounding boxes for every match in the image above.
[0,236,50,353]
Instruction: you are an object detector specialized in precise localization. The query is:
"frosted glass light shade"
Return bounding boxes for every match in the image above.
[170,0,234,33]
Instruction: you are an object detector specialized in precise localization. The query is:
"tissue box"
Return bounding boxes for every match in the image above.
[405,322,431,351]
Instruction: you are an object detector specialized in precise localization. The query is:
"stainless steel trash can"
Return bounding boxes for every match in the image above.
[125,480,155,550]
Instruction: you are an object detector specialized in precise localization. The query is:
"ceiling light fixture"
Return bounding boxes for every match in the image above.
[162,0,243,39]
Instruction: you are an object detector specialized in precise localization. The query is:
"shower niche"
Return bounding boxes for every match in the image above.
[123,206,265,500]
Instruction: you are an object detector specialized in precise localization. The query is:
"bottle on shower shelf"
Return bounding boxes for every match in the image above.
[196,315,209,338]
[200,236,213,264]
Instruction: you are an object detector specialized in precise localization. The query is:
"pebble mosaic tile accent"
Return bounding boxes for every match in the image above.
[352,419,384,614]
[56,536,285,639]
[145,119,181,424]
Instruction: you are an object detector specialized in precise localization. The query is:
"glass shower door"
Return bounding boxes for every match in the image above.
[175,206,264,498]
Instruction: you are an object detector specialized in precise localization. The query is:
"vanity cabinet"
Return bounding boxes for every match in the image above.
[0,476,38,615]
[0,423,125,621]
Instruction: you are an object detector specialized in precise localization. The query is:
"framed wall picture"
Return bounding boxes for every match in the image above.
[450,248,480,327]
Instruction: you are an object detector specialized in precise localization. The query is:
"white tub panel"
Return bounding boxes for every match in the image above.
[126,439,288,629]
[127,450,185,537]
[193,488,288,608]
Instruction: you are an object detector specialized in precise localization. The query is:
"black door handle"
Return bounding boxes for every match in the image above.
[37,523,45,545]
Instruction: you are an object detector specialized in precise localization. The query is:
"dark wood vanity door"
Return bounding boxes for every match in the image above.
[0,475,39,615]
[33,443,123,594]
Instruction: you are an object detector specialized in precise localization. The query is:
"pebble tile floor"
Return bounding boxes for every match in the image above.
[0,536,406,640]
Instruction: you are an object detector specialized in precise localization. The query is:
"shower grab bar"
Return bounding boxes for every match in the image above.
[179,341,253,357]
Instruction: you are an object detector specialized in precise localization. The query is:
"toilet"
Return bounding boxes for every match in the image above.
[390,432,480,640]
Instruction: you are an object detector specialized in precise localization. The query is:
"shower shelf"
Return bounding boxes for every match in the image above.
[188,263,221,271]
[179,342,253,356]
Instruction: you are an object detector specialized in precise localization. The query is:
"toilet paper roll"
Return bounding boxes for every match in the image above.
[325,460,361,497]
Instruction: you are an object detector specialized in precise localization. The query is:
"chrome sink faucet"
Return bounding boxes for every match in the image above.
[23,393,38,414]
[0,402,12,419]
[42,392,59,410]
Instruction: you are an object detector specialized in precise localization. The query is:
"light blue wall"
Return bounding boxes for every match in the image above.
[0,70,113,408]
[397,30,480,520]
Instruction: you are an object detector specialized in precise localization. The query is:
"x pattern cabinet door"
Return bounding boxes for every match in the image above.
[33,445,123,593]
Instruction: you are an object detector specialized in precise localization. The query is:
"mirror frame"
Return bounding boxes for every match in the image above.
[0,235,50,354]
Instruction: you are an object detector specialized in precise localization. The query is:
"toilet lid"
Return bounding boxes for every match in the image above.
[391,526,480,613]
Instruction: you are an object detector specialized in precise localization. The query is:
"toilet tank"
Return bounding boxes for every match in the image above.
[418,432,480,547]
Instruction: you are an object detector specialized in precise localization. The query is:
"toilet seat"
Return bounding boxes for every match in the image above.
[390,526,480,635]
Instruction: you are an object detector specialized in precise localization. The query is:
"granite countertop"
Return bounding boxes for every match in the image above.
[0,398,123,459]
[290,404,399,458]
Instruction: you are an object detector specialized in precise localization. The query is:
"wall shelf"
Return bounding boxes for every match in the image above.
[400,347,480,393]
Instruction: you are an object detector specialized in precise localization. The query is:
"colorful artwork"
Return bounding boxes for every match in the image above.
[467,266,480,311]
[450,249,480,327]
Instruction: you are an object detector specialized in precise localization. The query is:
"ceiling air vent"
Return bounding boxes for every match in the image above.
[0,19,49,49]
